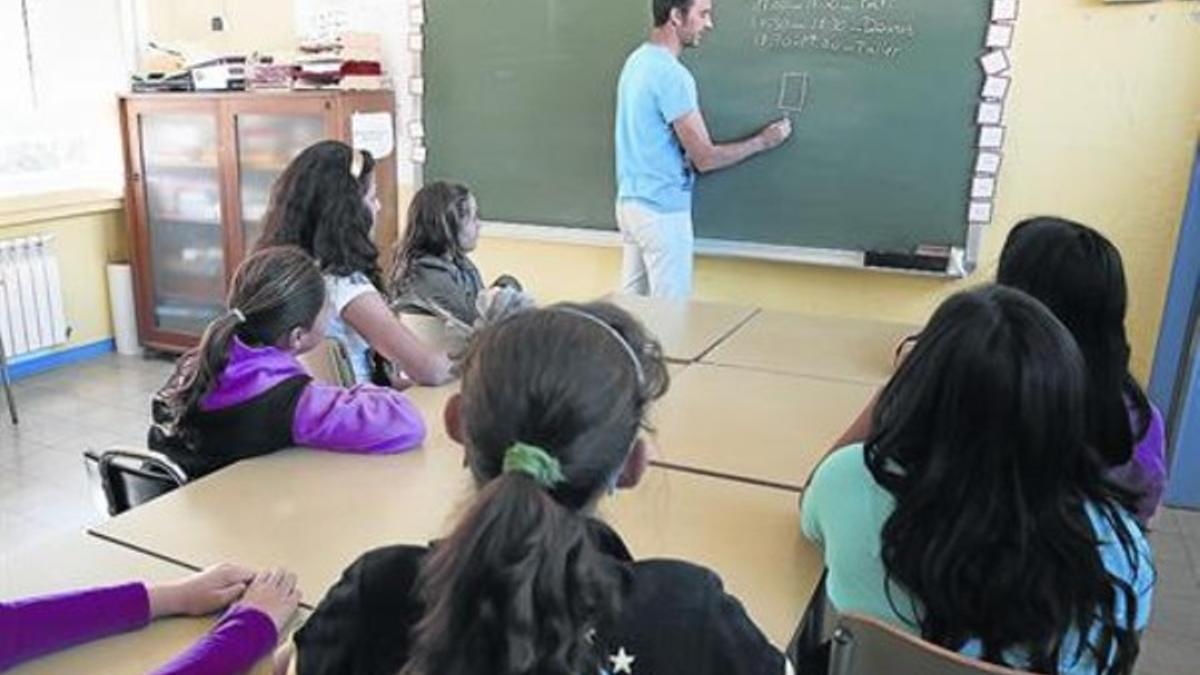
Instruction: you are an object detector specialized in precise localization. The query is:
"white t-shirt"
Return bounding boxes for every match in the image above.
[324,272,378,384]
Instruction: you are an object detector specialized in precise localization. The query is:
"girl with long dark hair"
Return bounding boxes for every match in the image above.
[802,285,1153,674]
[257,140,452,387]
[149,246,425,478]
[998,216,1166,524]
[285,302,789,675]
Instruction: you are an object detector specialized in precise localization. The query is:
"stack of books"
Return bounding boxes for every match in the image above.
[294,32,389,90]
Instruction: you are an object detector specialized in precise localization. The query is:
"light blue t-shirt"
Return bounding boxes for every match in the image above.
[801,444,1155,675]
[614,43,699,213]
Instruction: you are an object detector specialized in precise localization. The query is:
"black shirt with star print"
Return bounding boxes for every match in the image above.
[293,520,786,675]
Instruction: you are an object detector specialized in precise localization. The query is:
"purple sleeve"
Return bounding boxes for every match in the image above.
[292,382,427,453]
[0,583,151,670]
[151,606,277,675]
[1131,405,1168,523]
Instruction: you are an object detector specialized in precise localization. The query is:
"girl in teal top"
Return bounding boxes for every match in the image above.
[801,285,1153,675]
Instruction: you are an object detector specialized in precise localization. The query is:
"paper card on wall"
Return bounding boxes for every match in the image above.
[351,112,395,159]
[978,125,1005,149]
[982,75,1010,100]
[412,145,427,163]
[992,0,1018,21]
[409,7,425,25]
[968,201,994,224]
[986,23,1014,48]
[408,34,423,51]
[409,77,425,95]
[977,101,1004,125]
[971,176,997,199]
[980,50,1011,76]
[975,150,1002,175]
[408,120,425,139]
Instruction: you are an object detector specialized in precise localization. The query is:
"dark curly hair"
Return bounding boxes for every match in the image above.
[256,140,383,289]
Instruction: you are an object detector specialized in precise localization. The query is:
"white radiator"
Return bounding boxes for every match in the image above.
[0,235,70,357]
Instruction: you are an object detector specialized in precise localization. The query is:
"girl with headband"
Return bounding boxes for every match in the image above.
[284,301,790,674]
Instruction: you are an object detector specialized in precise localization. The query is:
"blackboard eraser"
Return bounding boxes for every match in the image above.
[864,249,950,273]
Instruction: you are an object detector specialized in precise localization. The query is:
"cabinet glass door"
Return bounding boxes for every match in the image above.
[139,113,225,335]
[236,114,326,250]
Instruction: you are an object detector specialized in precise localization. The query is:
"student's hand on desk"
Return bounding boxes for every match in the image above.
[236,568,302,633]
[147,563,256,618]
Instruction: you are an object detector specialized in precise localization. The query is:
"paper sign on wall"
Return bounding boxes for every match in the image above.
[969,201,994,224]
[351,112,395,159]
[986,23,1014,48]
[978,125,1005,149]
[977,101,1004,125]
[975,151,1002,175]
[980,50,1010,76]
[971,176,997,199]
[992,0,1018,21]
[982,75,1010,100]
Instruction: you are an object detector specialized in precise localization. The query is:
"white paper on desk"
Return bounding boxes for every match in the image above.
[409,77,425,94]
[408,33,423,51]
[972,176,997,199]
[411,145,427,163]
[977,101,1004,125]
[352,112,394,159]
[409,7,425,25]
[992,0,1018,22]
[986,23,1014,48]
[975,150,1002,175]
[982,75,1010,100]
[968,200,993,224]
[408,120,425,139]
[980,50,1011,76]
[978,125,1005,149]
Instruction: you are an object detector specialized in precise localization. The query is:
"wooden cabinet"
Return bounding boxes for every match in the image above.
[119,90,398,352]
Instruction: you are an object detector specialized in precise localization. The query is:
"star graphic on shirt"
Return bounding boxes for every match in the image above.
[609,646,636,674]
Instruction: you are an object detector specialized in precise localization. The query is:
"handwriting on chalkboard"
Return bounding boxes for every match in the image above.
[753,0,916,61]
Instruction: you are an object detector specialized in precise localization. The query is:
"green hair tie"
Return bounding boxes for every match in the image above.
[503,442,565,489]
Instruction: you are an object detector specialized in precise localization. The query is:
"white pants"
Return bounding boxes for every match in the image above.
[616,200,694,299]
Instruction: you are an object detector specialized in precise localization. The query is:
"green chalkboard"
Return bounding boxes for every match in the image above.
[425,0,990,254]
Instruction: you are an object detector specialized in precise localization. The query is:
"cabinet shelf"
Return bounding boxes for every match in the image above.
[122,90,398,352]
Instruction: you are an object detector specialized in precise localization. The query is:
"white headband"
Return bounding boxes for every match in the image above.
[553,307,646,387]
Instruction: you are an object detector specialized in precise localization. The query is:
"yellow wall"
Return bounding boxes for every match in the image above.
[468,0,1200,379]
[143,0,296,58]
[0,200,127,353]
[145,0,1199,379]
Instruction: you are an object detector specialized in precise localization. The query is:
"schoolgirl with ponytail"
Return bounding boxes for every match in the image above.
[148,246,426,478]
[288,302,789,675]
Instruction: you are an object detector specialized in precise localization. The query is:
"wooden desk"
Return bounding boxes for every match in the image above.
[652,364,876,490]
[607,294,758,362]
[91,449,819,649]
[90,445,475,610]
[602,469,822,647]
[704,310,919,384]
[1,533,300,674]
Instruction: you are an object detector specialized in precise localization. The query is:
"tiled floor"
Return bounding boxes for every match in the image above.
[1,353,1197,672]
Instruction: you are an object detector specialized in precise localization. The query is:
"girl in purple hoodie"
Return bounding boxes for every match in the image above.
[148,246,426,478]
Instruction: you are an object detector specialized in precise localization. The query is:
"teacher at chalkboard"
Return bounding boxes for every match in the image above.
[615,0,792,298]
